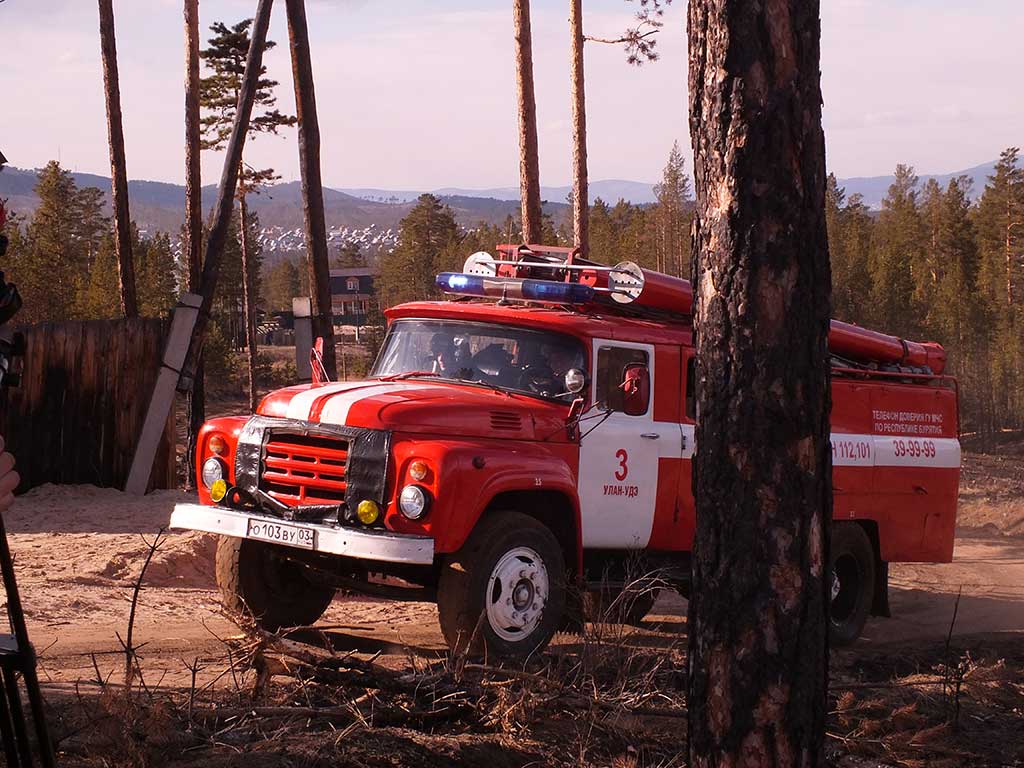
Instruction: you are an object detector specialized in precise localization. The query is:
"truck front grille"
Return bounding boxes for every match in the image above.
[260,433,349,506]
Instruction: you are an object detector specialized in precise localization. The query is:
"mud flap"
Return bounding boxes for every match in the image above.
[871,559,890,617]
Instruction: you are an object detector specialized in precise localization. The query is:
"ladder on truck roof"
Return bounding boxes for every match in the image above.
[438,243,951,379]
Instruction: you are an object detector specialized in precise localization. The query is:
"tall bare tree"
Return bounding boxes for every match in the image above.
[686,0,831,764]
[183,0,204,487]
[569,0,672,258]
[514,0,542,244]
[285,0,338,380]
[569,0,589,255]
[97,0,138,318]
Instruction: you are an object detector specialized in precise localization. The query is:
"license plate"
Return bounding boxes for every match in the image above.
[246,519,315,549]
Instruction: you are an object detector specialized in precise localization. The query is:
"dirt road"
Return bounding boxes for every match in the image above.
[6,449,1023,689]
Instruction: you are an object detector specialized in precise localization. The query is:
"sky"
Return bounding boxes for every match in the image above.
[2,0,1022,190]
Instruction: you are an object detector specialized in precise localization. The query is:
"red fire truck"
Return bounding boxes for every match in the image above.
[170,245,961,657]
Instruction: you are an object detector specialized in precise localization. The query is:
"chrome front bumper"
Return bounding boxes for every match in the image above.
[169,504,435,565]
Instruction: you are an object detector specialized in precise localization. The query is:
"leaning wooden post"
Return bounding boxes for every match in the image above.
[126,0,275,495]
[98,0,139,318]
[285,0,338,380]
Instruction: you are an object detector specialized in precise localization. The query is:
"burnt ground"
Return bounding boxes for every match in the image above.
[7,432,1024,766]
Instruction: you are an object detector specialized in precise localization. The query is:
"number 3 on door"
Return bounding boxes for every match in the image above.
[615,449,629,481]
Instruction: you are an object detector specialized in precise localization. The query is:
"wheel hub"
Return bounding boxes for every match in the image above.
[486,547,548,641]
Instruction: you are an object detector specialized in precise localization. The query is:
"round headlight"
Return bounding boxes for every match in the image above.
[202,457,226,489]
[399,485,430,520]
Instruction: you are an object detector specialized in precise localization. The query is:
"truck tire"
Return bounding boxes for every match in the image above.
[216,536,335,632]
[437,511,566,659]
[829,523,876,646]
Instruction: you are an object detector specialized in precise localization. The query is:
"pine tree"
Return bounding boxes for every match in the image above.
[335,241,367,269]
[12,162,110,323]
[974,148,1024,428]
[98,0,139,317]
[264,259,302,311]
[378,194,459,307]
[652,141,692,277]
[687,0,830,760]
[825,173,875,325]
[513,0,542,243]
[136,231,178,317]
[870,164,924,335]
[200,18,296,411]
[587,198,619,263]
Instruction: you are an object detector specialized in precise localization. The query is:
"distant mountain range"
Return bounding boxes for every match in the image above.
[0,160,1000,235]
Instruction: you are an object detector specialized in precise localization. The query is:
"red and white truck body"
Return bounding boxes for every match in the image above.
[171,245,960,655]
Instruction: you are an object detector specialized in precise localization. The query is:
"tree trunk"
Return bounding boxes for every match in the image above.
[569,0,589,256]
[1006,205,1014,306]
[686,0,831,765]
[513,0,543,244]
[285,0,338,381]
[180,0,273,388]
[98,0,138,318]
[238,194,259,413]
[183,0,204,488]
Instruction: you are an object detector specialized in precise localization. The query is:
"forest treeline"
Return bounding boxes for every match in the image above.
[2,146,1021,435]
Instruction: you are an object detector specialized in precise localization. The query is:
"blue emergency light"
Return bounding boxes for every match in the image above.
[436,272,595,305]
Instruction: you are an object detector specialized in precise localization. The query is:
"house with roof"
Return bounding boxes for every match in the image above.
[330,267,376,325]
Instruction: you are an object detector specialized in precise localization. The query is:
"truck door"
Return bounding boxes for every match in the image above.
[578,341,681,548]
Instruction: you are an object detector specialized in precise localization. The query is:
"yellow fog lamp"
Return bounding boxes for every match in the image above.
[356,499,381,525]
[210,479,229,504]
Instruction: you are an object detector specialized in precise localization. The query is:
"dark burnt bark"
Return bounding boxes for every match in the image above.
[184,0,204,487]
[686,1,832,766]
[569,0,589,256]
[98,0,138,318]
[180,0,273,387]
[514,0,543,244]
[286,0,338,380]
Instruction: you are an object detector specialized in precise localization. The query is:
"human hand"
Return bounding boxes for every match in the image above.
[0,435,19,513]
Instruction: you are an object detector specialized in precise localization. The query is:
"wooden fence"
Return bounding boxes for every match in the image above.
[0,319,175,492]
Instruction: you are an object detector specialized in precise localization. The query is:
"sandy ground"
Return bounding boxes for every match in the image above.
[4,448,1023,693]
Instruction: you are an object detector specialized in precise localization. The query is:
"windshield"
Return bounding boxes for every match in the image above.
[371,319,586,401]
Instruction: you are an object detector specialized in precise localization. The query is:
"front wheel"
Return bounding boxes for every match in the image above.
[829,523,876,646]
[437,511,566,658]
[216,536,336,632]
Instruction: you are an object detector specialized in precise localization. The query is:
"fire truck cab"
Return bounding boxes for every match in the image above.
[170,245,961,657]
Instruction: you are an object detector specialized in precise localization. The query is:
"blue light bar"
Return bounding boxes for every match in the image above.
[436,273,595,305]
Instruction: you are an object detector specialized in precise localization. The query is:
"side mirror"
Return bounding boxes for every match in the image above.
[564,368,587,394]
[620,364,650,416]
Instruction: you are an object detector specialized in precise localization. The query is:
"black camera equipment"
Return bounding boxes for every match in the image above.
[0,149,55,768]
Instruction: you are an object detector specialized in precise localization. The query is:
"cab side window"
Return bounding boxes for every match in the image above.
[685,356,696,421]
[595,346,649,414]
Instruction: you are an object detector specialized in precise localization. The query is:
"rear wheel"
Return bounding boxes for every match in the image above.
[829,523,876,646]
[437,511,566,658]
[216,536,336,632]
